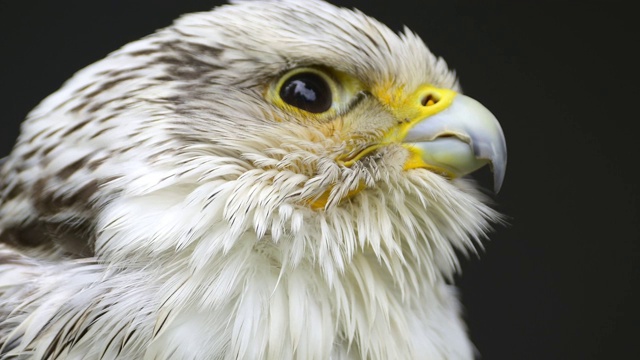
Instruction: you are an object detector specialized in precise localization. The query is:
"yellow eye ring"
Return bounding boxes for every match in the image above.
[279,71,332,113]
[270,67,340,115]
[268,67,366,122]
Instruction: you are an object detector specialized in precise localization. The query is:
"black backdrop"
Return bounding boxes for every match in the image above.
[0,1,637,359]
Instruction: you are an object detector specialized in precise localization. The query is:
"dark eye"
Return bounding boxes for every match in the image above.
[279,72,332,113]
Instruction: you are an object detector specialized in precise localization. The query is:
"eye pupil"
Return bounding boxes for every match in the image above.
[279,72,332,113]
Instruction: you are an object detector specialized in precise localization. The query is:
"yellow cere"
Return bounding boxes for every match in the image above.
[369,83,459,175]
[373,83,457,143]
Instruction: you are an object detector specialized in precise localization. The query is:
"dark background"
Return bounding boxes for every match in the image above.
[0,1,636,359]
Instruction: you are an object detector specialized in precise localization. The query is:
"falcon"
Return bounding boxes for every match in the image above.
[0,0,506,359]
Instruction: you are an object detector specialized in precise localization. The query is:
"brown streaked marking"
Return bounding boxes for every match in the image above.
[62,120,91,137]
[154,41,224,80]
[27,127,50,144]
[128,49,158,57]
[96,113,118,124]
[50,220,95,257]
[21,148,39,160]
[1,220,96,258]
[117,144,137,154]
[87,157,107,171]
[83,76,136,100]
[0,223,49,248]
[2,183,24,202]
[88,126,116,140]
[69,100,90,114]
[57,155,90,180]
[33,177,106,219]
[59,181,99,209]
[185,42,223,59]
[72,82,95,94]
[32,178,48,201]
[154,75,174,82]
[41,144,57,157]
[86,98,122,114]
[44,127,64,139]
[172,28,196,38]
[95,65,147,78]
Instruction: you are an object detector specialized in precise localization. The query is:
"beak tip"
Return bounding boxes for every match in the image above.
[491,158,507,193]
[493,173,504,193]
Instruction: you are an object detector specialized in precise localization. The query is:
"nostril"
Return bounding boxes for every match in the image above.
[421,93,440,107]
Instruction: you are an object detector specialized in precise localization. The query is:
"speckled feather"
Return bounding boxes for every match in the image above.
[0,1,498,359]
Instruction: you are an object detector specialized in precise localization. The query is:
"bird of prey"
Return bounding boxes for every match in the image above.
[0,0,506,359]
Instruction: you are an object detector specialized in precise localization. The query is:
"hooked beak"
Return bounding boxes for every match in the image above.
[339,85,506,192]
[401,91,507,192]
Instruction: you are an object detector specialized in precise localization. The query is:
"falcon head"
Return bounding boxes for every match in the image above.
[0,0,506,358]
